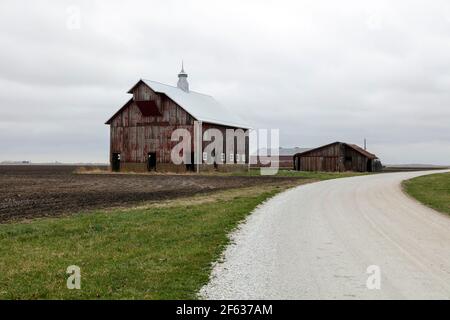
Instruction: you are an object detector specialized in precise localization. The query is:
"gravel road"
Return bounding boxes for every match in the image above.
[201,170,450,299]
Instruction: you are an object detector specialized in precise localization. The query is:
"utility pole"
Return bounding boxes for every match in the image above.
[364,138,367,150]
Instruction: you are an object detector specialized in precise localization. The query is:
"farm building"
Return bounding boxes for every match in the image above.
[105,65,250,172]
[293,142,382,172]
[251,147,311,168]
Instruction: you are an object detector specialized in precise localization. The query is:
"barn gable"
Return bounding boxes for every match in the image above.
[106,82,195,127]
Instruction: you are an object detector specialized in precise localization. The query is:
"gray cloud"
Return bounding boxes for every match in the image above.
[0,0,449,164]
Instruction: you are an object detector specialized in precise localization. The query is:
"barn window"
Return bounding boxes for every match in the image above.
[203,152,208,161]
[236,154,240,162]
[229,154,234,162]
[221,153,225,162]
[345,156,352,162]
[241,154,246,163]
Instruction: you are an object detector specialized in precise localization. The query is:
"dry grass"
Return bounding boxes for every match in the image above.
[74,167,202,176]
[73,166,110,174]
[125,179,311,211]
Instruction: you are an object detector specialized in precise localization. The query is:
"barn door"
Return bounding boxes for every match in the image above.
[112,153,121,172]
[186,152,195,172]
[147,152,156,171]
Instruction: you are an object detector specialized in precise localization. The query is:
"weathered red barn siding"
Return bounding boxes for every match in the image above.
[295,143,342,172]
[250,155,295,168]
[293,142,378,172]
[342,146,368,172]
[201,122,249,165]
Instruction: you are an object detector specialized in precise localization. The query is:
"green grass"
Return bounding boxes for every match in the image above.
[231,168,368,180]
[0,189,281,299]
[403,172,450,215]
[0,171,360,300]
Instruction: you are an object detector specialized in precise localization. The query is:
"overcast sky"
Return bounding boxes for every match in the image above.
[1,0,449,164]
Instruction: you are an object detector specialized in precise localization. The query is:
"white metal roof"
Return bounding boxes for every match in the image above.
[141,79,250,129]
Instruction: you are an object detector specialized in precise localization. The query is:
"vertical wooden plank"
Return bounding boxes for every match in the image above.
[136,126,144,163]
[123,127,129,162]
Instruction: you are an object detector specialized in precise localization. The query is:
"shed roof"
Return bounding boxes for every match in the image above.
[254,147,312,156]
[346,143,378,159]
[279,147,312,156]
[294,141,378,159]
[123,79,250,129]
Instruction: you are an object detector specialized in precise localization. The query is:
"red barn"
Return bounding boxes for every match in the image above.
[105,66,250,172]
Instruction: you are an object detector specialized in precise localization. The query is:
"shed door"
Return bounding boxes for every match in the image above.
[367,159,373,172]
[112,153,121,172]
[344,156,352,171]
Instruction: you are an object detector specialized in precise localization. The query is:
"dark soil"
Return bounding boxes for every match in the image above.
[0,165,302,223]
